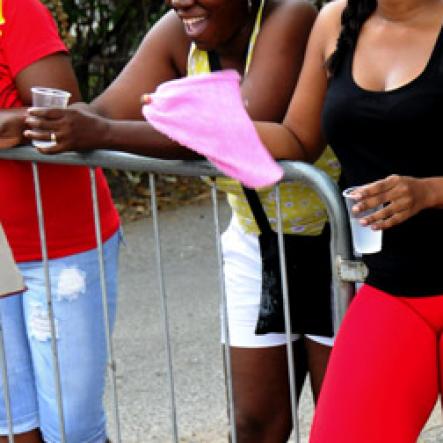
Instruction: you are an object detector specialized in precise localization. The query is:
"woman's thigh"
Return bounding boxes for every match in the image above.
[21,230,120,442]
[310,285,439,443]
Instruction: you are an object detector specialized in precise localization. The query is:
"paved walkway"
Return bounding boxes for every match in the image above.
[105,199,443,442]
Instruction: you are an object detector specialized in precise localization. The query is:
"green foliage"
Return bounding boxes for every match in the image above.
[42,0,169,100]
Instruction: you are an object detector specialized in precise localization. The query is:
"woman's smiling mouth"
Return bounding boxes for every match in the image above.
[181,16,209,38]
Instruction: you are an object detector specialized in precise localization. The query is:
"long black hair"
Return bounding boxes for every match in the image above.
[327,0,377,75]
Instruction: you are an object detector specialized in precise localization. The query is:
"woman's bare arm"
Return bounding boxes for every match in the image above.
[256,0,344,160]
[0,52,80,149]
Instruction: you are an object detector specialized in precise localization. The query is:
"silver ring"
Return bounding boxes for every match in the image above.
[50,132,57,143]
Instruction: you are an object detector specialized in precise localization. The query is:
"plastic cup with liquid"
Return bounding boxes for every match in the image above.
[342,186,383,254]
[31,87,71,149]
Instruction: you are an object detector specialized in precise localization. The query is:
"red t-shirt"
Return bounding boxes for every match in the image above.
[0,0,120,262]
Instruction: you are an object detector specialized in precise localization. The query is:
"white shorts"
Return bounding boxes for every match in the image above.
[221,216,334,348]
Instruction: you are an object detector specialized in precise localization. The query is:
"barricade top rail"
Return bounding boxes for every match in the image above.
[0,146,341,191]
[0,145,323,179]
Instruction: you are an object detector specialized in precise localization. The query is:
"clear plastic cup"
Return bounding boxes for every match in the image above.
[342,187,383,254]
[31,87,71,149]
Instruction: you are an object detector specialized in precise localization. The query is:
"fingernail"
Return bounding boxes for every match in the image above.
[359,219,368,226]
[141,93,151,104]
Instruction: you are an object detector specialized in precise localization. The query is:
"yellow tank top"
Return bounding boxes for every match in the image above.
[187,0,340,235]
[0,0,4,26]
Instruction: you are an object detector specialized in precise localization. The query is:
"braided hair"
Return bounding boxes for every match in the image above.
[327,0,377,75]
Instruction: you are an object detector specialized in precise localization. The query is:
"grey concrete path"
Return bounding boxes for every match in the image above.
[105,199,442,443]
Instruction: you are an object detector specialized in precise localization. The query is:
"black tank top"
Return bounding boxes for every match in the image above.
[323,27,443,296]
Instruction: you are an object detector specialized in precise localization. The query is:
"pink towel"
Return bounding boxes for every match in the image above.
[142,70,283,188]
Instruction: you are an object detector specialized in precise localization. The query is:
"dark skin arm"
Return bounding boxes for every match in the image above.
[24,0,317,160]
[0,53,80,149]
[0,109,27,148]
[254,0,342,164]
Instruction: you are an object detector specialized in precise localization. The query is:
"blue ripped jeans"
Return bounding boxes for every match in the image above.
[0,230,120,443]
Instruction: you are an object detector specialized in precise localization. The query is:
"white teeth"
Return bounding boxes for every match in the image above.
[182,17,205,25]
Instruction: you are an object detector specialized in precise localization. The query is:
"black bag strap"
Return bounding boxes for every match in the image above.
[208,50,273,235]
[241,186,273,234]
[208,50,223,72]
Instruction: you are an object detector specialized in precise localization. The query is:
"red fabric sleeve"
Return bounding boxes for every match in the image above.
[2,0,67,78]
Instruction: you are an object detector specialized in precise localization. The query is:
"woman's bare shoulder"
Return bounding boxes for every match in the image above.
[259,0,317,48]
[305,0,345,59]
[316,0,346,34]
[265,0,318,26]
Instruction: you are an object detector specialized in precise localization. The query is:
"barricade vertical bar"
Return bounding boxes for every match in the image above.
[0,319,14,442]
[210,182,237,443]
[89,168,122,443]
[324,185,353,334]
[149,174,179,443]
[31,162,66,443]
[275,185,300,443]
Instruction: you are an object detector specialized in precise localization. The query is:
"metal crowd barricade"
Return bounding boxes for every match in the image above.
[0,146,362,443]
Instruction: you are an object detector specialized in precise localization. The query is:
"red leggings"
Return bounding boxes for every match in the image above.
[310,284,443,443]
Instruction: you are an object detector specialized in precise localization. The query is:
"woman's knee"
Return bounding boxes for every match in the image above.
[234,408,292,443]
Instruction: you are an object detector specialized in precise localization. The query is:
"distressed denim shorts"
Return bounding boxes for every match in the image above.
[0,230,120,443]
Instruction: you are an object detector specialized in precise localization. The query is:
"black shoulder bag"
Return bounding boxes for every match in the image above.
[208,50,333,337]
